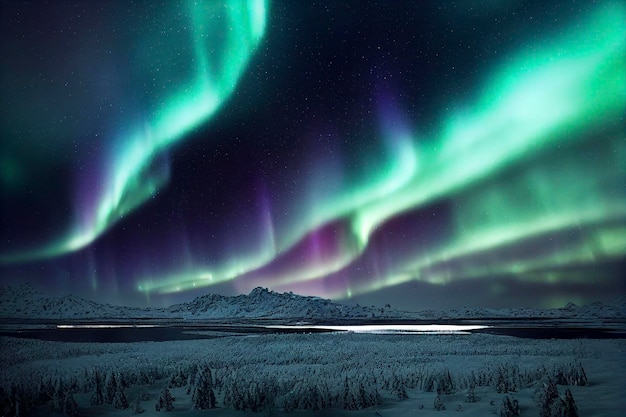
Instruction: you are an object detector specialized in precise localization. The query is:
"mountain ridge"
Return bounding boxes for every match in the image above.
[0,283,624,321]
[0,284,403,320]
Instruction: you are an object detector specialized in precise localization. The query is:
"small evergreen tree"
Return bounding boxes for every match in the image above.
[81,368,92,393]
[7,384,28,417]
[561,389,578,417]
[550,389,578,417]
[104,372,117,404]
[465,385,479,403]
[340,375,381,410]
[222,380,243,409]
[538,378,560,417]
[308,384,325,410]
[155,387,174,412]
[436,370,455,395]
[392,375,408,400]
[555,363,588,387]
[37,378,54,405]
[169,368,187,388]
[133,396,145,414]
[434,395,445,411]
[90,369,104,405]
[396,382,408,400]
[499,395,520,417]
[63,392,79,417]
[342,376,357,410]
[496,365,518,393]
[191,367,216,410]
[113,378,129,409]
[186,367,198,395]
[52,378,66,412]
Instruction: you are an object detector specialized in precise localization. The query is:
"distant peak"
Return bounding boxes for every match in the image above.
[563,301,578,310]
[248,287,272,296]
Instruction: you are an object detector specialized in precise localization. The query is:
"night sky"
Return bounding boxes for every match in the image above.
[1,0,624,310]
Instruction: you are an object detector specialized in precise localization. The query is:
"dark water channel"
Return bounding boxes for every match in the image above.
[0,322,623,343]
[472,326,625,339]
[0,324,332,343]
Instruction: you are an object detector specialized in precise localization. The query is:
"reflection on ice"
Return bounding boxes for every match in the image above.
[268,324,490,334]
[56,324,158,329]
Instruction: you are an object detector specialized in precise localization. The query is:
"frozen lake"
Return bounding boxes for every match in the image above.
[1,320,623,343]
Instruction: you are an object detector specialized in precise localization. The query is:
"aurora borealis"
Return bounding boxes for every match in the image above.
[2,0,267,261]
[1,0,624,309]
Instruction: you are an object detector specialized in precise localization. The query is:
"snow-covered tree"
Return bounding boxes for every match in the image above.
[359,380,382,409]
[133,396,145,414]
[90,369,104,405]
[113,378,128,409]
[433,395,445,411]
[36,378,54,405]
[191,367,216,410]
[104,372,117,404]
[240,379,275,412]
[155,387,174,412]
[66,377,79,395]
[391,375,408,400]
[537,378,560,417]
[499,395,520,417]
[169,368,187,388]
[561,389,579,417]
[52,378,66,412]
[4,384,28,417]
[496,364,519,393]
[339,374,381,410]
[63,392,79,417]
[465,385,479,403]
[550,389,579,417]
[308,383,327,410]
[81,368,93,393]
[342,376,357,410]
[436,369,455,395]
[555,362,587,387]
[186,366,198,395]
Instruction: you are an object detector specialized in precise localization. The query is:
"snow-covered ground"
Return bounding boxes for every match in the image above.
[1,331,625,416]
[1,285,624,416]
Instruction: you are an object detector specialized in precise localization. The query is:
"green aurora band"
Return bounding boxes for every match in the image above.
[0,0,268,263]
[2,1,624,306]
[137,2,625,299]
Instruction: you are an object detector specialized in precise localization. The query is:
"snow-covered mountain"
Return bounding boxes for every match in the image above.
[0,284,156,319]
[438,301,626,321]
[167,287,413,320]
[0,285,401,321]
[0,283,624,322]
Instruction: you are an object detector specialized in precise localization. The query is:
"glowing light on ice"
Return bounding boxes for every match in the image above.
[56,324,158,329]
[268,324,491,334]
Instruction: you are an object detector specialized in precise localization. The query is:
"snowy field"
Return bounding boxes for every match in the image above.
[1,329,625,416]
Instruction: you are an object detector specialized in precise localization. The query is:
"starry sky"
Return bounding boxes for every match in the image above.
[1,0,624,310]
